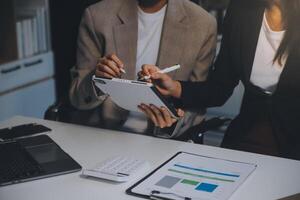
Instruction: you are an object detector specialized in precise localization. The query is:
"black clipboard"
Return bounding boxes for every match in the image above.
[126,152,182,199]
[126,151,257,200]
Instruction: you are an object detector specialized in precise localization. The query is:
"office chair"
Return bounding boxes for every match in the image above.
[45,0,102,124]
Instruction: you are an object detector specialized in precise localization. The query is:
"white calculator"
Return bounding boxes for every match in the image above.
[82,156,150,182]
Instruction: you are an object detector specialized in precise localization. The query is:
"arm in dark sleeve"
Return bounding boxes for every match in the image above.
[180,0,241,110]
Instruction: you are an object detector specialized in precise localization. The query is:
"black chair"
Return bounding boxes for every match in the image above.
[175,117,231,144]
[45,0,101,123]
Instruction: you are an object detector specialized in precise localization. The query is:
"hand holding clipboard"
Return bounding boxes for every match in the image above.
[137,64,184,128]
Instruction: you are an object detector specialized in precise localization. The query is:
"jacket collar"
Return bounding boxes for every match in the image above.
[114,0,138,79]
[117,0,138,24]
[156,0,188,78]
[241,4,265,84]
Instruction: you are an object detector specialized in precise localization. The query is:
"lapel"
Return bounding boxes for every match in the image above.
[240,4,265,84]
[113,0,138,79]
[156,0,188,78]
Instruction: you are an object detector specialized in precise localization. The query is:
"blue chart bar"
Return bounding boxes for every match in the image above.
[196,183,218,193]
[174,164,240,178]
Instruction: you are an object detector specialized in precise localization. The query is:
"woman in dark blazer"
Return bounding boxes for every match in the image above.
[139,0,300,160]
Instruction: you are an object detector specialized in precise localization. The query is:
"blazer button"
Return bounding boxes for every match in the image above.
[84,96,92,104]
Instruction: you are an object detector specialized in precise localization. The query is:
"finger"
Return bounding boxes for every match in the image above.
[151,71,170,82]
[171,118,177,124]
[139,104,158,126]
[95,70,114,79]
[101,59,122,77]
[136,71,152,83]
[150,104,167,128]
[137,71,147,80]
[138,70,149,79]
[141,65,160,76]
[108,53,124,68]
[96,63,119,77]
[160,107,173,127]
[177,109,185,117]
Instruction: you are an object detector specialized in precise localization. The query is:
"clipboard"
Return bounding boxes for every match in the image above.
[93,76,179,119]
[126,152,257,200]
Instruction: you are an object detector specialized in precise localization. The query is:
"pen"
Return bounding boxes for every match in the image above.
[120,68,126,74]
[150,190,192,200]
[141,64,180,80]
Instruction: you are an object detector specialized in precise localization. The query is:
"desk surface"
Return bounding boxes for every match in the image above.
[0,116,300,200]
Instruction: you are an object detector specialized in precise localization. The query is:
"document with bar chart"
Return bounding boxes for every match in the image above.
[127,152,256,200]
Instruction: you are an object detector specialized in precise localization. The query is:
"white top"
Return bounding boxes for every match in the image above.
[122,5,167,134]
[135,5,167,74]
[1,116,300,200]
[250,12,286,94]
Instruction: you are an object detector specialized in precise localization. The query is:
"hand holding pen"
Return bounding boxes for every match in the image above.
[140,64,180,81]
[138,64,182,98]
[96,53,126,79]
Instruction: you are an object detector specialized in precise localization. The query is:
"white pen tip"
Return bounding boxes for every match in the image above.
[120,68,126,74]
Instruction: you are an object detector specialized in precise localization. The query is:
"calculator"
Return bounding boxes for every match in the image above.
[82,156,150,182]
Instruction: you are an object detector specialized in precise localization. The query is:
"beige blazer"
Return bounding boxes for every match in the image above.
[69,0,217,138]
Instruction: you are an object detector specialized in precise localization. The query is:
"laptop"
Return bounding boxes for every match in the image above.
[278,193,300,200]
[0,134,82,186]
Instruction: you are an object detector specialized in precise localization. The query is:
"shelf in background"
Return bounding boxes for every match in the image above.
[0,51,54,95]
[0,0,51,65]
[0,0,55,122]
[0,0,18,64]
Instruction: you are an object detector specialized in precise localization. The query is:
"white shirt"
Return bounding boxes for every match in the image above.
[122,5,167,134]
[135,5,167,75]
[250,12,286,94]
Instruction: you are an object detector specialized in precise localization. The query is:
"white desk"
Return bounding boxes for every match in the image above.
[0,116,300,200]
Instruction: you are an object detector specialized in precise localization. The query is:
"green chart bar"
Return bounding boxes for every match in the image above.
[181,179,199,186]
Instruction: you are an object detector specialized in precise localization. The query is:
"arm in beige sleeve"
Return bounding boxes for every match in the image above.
[69,8,106,110]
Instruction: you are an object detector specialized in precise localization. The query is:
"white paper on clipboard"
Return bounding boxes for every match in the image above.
[92,76,179,119]
[127,152,256,200]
